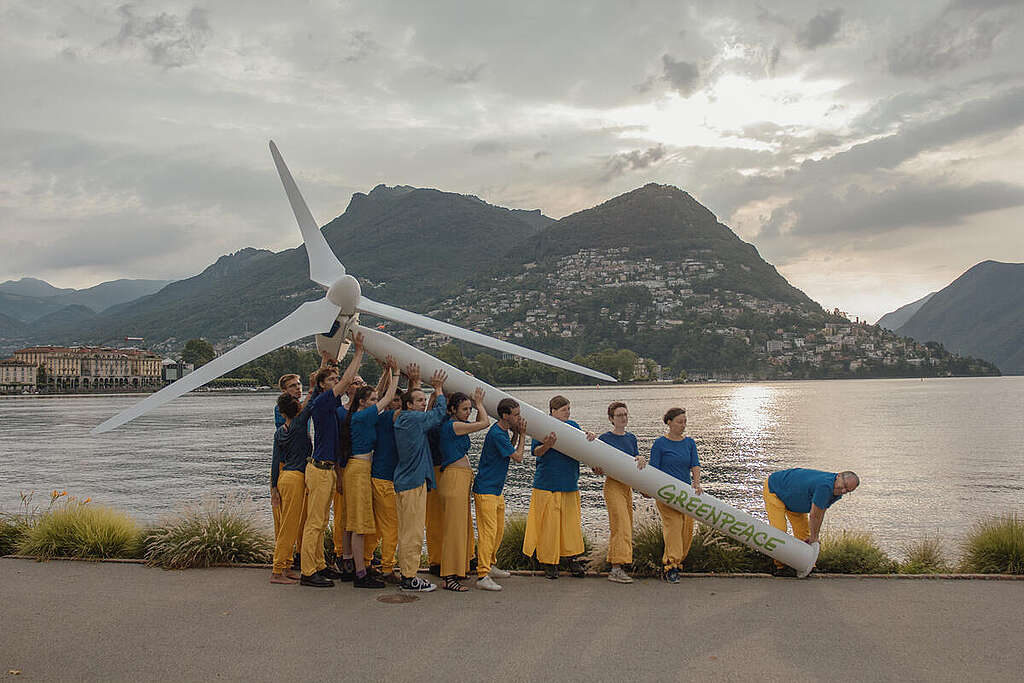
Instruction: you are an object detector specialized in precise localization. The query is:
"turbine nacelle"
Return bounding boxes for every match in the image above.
[326,274,361,313]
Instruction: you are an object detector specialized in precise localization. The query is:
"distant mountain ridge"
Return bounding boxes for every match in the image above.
[896,261,1024,374]
[876,292,935,330]
[0,277,172,323]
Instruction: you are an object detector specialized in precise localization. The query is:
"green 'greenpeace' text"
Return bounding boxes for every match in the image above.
[657,484,787,552]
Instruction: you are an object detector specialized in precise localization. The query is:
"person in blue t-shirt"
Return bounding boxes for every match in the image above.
[367,390,403,582]
[594,401,644,585]
[522,395,596,580]
[639,407,702,584]
[269,391,314,585]
[436,388,490,592]
[764,468,859,574]
[473,397,527,591]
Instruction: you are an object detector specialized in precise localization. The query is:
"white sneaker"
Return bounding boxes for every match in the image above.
[489,566,511,579]
[476,575,503,591]
[607,566,634,584]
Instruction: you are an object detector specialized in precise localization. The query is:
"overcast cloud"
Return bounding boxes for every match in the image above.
[1,0,1022,321]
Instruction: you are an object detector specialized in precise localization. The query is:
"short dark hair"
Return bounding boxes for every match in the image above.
[277,392,300,420]
[313,367,337,389]
[549,395,570,413]
[607,401,627,420]
[663,407,686,424]
[401,388,424,409]
[841,471,860,489]
[496,398,519,418]
[446,392,470,416]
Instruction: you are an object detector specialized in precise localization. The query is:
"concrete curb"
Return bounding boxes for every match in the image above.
[4,555,1024,579]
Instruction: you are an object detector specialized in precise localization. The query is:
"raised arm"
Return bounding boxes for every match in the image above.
[374,357,399,413]
[333,332,365,397]
[452,387,490,436]
[534,432,557,457]
[510,416,527,464]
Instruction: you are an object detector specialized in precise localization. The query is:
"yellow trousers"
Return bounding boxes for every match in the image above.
[604,477,634,565]
[395,483,427,579]
[438,466,475,578]
[657,502,694,570]
[272,471,305,573]
[343,458,376,534]
[523,489,584,565]
[474,493,505,578]
[273,465,307,555]
[367,478,398,572]
[763,478,809,567]
[301,465,336,576]
[332,488,347,557]
[425,466,443,565]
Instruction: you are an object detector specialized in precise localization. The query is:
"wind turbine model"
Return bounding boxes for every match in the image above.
[92,142,818,575]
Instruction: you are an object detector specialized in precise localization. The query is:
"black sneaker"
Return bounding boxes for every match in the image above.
[300,573,334,587]
[543,564,559,580]
[469,557,478,572]
[291,553,301,570]
[662,568,680,584]
[400,576,437,592]
[321,566,344,580]
[569,559,586,578]
[428,564,441,577]
[337,558,356,582]
[353,572,386,589]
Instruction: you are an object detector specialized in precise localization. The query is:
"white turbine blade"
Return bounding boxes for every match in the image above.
[269,140,346,287]
[92,298,342,434]
[357,296,617,382]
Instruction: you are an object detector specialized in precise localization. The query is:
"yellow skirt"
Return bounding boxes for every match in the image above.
[343,458,376,534]
[522,489,584,565]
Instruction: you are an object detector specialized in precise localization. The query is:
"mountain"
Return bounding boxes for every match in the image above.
[0,277,171,323]
[0,311,27,338]
[6,186,551,350]
[876,292,935,330]
[897,261,1024,374]
[27,304,98,338]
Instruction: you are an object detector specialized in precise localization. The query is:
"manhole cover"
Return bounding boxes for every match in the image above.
[377,594,418,604]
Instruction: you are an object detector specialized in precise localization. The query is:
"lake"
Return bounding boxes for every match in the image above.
[2,376,1022,557]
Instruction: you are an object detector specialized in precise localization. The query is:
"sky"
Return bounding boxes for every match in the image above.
[1,0,1022,322]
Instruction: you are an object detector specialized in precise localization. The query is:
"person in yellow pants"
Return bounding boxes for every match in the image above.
[473,398,526,591]
[363,392,403,582]
[299,334,364,588]
[639,407,701,584]
[764,468,859,576]
[434,389,490,592]
[331,374,368,580]
[593,401,644,584]
[425,464,444,575]
[269,392,315,584]
[393,365,448,592]
[523,395,596,579]
[274,368,320,570]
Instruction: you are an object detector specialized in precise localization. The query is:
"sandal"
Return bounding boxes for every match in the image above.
[443,575,468,592]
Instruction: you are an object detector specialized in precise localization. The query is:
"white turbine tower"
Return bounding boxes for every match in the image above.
[92,141,614,435]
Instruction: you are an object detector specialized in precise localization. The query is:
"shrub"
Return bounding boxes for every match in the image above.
[496,516,535,570]
[19,502,140,559]
[899,537,950,574]
[815,530,896,574]
[142,500,273,569]
[959,514,1024,574]
[1,514,31,555]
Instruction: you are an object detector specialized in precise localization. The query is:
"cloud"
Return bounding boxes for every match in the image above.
[600,144,667,182]
[108,4,211,68]
[661,55,700,96]
[445,63,485,84]
[795,9,843,50]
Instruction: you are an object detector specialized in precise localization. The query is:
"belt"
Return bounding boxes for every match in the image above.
[306,458,335,470]
[350,454,371,461]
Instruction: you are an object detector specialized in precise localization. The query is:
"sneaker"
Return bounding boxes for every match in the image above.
[488,567,511,579]
[569,559,587,578]
[663,568,680,584]
[353,572,386,589]
[469,557,478,572]
[300,573,334,588]
[337,558,356,582]
[428,564,441,577]
[543,564,559,580]
[320,566,344,580]
[607,566,633,584]
[476,576,503,591]
[401,576,437,593]
[291,553,301,570]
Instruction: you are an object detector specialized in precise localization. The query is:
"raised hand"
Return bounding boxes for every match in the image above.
[351,331,365,350]
[405,363,421,387]
[542,432,557,448]
[472,387,485,405]
[385,355,398,373]
[429,369,447,389]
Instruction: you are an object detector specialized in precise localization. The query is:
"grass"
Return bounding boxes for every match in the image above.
[815,530,897,574]
[494,515,593,571]
[959,514,1024,574]
[141,500,273,569]
[1,514,31,556]
[18,502,140,559]
[899,537,950,574]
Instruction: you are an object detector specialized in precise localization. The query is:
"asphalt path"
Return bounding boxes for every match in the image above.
[2,558,1022,682]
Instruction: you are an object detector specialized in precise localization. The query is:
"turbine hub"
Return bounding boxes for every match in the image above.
[327,274,361,313]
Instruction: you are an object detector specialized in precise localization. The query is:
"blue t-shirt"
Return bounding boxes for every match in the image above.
[768,468,841,514]
[271,403,313,487]
[349,405,380,456]
[531,419,582,492]
[311,390,342,463]
[274,404,285,429]
[473,422,516,496]
[371,409,399,481]
[393,395,448,493]
[598,431,639,457]
[439,419,472,469]
[427,425,443,467]
[649,436,700,484]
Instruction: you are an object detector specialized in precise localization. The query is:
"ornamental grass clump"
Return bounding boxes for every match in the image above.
[142,500,273,569]
[0,514,30,556]
[18,499,140,559]
[815,530,896,574]
[959,514,1024,574]
[495,516,532,570]
[899,537,950,574]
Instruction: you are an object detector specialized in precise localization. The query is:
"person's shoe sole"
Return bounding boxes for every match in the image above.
[401,584,437,593]
[488,569,511,579]
[299,575,335,587]
[608,574,633,584]
[476,578,502,591]
[353,579,386,589]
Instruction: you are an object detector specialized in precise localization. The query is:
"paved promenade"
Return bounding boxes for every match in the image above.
[2,558,1022,682]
